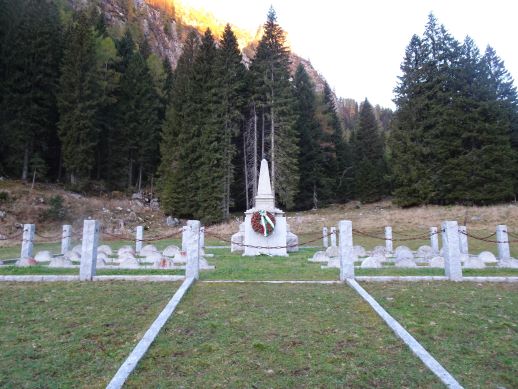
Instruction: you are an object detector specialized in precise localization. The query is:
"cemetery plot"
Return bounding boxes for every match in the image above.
[125,283,442,387]
[0,281,181,388]
[363,282,518,388]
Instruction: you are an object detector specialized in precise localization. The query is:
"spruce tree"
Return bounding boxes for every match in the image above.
[352,99,385,202]
[57,11,100,185]
[1,0,61,180]
[159,31,199,217]
[215,24,247,219]
[293,64,325,209]
[250,7,299,209]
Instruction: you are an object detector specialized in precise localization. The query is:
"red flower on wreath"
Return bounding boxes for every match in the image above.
[251,210,276,237]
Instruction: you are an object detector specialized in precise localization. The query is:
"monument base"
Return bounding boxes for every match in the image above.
[243,210,288,256]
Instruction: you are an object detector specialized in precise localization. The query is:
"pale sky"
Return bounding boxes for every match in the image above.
[181,0,518,109]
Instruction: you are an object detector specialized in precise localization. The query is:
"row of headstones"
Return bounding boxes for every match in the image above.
[18,223,207,260]
[335,220,510,281]
[17,220,205,281]
[322,224,512,260]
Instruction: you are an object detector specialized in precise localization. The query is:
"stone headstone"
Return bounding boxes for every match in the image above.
[118,255,140,269]
[478,251,497,263]
[353,245,366,257]
[117,245,135,257]
[34,251,52,263]
[361,256,382,268]
[72,245,82,256]
[395,245,411,256]
[498,258,518,268]
[163,245,180,257]
[430,227,439,254]
[144,251,163,262]
[441,220,463,281]
[325,246,339,258]
[154,256,174,269]
[16,257,37,267]
[48,256,73,268]
[20,224,35,260]
[140,244,158,256]
[330,227,337,247]
[308,251,329,263]
[339,220,355,280]
[61,225,72,254]
[429,256,445,268]
[97,245,113,256]
[173,251,188,264]
[231,228,244,253]
[322,227,329,248]
[396,248,414,261]
[385,226,393,253]
[64,250,80,261]
[371,246,386,257]
[416,245,433,259]
[463,257,485,269]
[287,231,299,252]
[395,258,417,268]
[496,225,511,260]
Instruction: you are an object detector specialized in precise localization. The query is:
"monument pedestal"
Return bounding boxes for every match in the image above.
[243,208,288,256]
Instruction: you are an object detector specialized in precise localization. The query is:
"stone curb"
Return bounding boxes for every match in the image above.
[0,275,184,282]
[106,277,196,389]
[347,279,464,389]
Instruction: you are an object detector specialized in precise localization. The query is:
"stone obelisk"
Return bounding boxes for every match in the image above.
[243,159,288,256]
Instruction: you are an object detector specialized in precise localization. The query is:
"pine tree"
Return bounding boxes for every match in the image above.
[0,0,61,180]
[250,7,299,209]
[57,11,100,185]
[293,64,325,209]
[352,99,385,202]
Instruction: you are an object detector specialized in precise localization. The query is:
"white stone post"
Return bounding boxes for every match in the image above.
[385,226,393,254]
[20,224,35,259]
[185,220,200,279]
[200,226,205,249]
[181,226,188,252]
[430,227,439,254]
[323,227,329,248]
[61,225,72,254]
[496,225,510,260]
[441,221,462,281]
[330,227,337,247]
[80,220,100,281]
[339,220,354,281]
[135,226,144,253]
[458,225,468,254]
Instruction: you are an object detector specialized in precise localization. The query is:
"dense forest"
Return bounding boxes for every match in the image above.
[1,1,517,223]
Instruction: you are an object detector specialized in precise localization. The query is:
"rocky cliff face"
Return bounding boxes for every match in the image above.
[70,0,330,91]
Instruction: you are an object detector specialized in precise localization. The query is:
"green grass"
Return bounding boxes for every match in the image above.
[126,283,442,388]
[199,248,338,280]
[356,267,518,277]
[0,281,180,388]
[363,282,518,388]
[0,265,184,276]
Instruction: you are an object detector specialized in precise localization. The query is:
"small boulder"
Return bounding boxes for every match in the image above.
[34,251,52,263]
[478,251,497,263]
[71,245,82,255]
[166,216,180,227]
[231,231,244,253]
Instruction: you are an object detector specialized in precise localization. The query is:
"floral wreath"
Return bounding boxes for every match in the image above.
[251,210,276,237]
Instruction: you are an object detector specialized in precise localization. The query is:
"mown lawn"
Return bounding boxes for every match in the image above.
[363,282,518,388]
[126,283,442,388]
[0,282,180,388]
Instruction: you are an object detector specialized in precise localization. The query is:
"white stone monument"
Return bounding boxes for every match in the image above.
[243,159,294,256]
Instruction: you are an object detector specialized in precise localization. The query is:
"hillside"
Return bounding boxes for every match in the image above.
[1,180,517,246]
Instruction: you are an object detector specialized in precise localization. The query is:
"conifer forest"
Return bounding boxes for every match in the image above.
[1,0,517,223]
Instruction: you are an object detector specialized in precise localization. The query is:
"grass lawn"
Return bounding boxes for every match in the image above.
[363,282,518,388]
[0,265,184,276]
[0,282,180,388]
[126,283,442,388]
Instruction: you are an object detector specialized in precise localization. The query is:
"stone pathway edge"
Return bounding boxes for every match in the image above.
[105,276,196,389]
[347,279,464,389]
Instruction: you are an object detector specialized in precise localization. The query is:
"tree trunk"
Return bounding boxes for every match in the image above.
[22,144,29,181]
[138,164,143,192]
[128,159,133,189]
[253,105,258,198]
[270,66,275,197]
[243,129,249,209]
